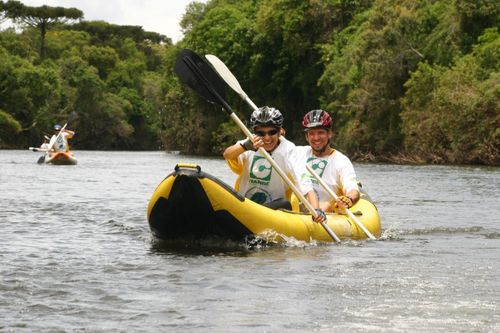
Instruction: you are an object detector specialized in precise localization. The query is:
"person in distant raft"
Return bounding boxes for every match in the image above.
[39,137,50,151]
[223,106,326,222]
[295,109,360,213]
[49,124,75,152]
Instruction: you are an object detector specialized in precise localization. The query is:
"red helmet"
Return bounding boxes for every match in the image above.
[302,109,332,130]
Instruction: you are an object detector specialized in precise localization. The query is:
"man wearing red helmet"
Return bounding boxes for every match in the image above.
[296,109,360,213]
[223,106,326,222]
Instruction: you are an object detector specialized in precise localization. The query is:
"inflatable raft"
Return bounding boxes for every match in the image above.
[147,164,381,243]
[45,151,78,165]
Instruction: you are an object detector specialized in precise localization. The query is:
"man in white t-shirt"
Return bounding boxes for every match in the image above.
[295,109,360,213]
[223,106,325,222]
[49,124,75,152]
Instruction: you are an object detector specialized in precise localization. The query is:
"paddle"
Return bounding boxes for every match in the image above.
[306,164,377,240]
[174,50,339,242]
[29,147,48,152]
[37,112,77,164]
[205,55,259,110]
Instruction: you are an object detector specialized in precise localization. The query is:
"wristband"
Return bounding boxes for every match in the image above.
[240,139,255,151]
[314,208,326,222]
[338,195,353,208]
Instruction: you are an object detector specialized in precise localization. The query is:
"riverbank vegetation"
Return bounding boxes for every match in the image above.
[0,0,498,165]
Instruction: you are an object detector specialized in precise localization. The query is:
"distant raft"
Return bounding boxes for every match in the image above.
[147,164,381,243]
[45,151,78,165]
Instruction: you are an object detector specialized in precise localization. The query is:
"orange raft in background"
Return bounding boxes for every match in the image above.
[45,151,78,165]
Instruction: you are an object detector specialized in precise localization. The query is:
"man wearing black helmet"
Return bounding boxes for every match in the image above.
[296,109,360,213]
[223,106,325,222]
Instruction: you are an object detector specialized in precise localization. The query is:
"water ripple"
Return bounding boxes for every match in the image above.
[1,151,499,332]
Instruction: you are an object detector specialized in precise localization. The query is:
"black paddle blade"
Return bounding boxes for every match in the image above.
[174,49,232,113]
[37,155,45,164]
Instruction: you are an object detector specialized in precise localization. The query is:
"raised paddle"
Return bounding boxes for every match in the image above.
[205,55,259,110]
[37,112,77,164]
[174,50,340,242]
[306,164,377,240]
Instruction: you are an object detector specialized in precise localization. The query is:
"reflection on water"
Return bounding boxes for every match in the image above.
[1,150,499,332]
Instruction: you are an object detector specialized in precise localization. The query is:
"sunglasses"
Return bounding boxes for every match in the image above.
[255,129,279,137]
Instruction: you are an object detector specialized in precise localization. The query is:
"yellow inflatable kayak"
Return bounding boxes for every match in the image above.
[147,164,381,242]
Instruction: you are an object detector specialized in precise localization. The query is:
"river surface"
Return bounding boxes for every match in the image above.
[1,150,499,332]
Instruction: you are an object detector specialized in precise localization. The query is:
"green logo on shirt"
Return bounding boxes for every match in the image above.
[249,156,272,185]
[307,157,327,177]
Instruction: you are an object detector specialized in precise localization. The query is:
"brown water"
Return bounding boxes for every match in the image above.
[1,150,499,332]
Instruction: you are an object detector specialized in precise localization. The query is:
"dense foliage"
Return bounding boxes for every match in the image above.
[0,0,498,165]
[0,1,169,150]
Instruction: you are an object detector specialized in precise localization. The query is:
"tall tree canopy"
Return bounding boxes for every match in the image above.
[70,21,171,45]
[5,0,83,58]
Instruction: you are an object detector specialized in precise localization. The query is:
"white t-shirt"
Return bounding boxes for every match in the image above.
[49,132,71,152]
[226,136,312,204]
[294,146,359,202]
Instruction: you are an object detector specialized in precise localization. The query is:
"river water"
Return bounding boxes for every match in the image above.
[1,150,499,332]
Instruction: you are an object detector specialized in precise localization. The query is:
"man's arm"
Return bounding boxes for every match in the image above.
[223,142,247,160]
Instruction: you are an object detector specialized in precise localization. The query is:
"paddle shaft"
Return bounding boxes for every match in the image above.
[306,165,376,240]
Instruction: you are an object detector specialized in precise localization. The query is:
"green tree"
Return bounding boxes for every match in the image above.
[180,1,208,36]
[159,46,220,154]
[5,0,83,59]
[318,0,497,158]
[82,45,119,80]
[70,21,171,45]
[44,29,90,60]
[0,46,62,146]
[0,109,22,147]
[140,71,165,149]
[250,0,368,137]
[0,27,37,61]
[401,28,500,164]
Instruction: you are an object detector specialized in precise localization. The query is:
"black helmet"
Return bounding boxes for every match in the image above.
[302,109,332,130]
[249,106,283,129]
[54,124,62,131]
